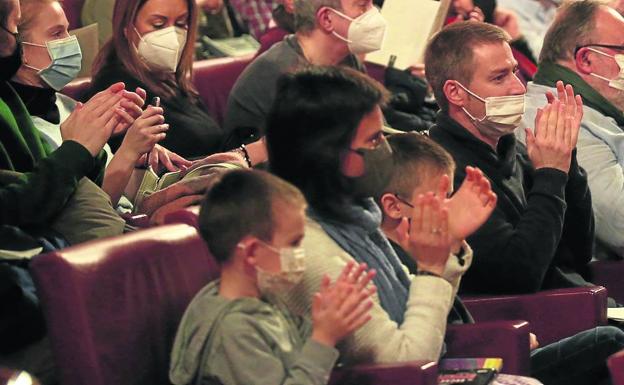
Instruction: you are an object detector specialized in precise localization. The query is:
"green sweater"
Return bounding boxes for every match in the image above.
[0,81,106,227]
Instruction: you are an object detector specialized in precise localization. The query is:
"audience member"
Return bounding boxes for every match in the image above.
[496,0,559,58]
[228,0,279,39]
[0,0,143,381]
[170,169,375,385]
[378,132,483,326]
[82,0,227,45]
[90,0,224,158]
[518,0,624,260]
[11,0,189,207]
[446,0,537,79]
[224,0,385,136]
[378,131,624,385]
[266,66,496,363]
[425,21,599,298]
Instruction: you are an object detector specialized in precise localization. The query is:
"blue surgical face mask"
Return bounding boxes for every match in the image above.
[22,35,82,91]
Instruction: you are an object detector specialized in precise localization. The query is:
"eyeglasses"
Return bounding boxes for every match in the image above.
[394,194,414,208]
[574,44,624,56]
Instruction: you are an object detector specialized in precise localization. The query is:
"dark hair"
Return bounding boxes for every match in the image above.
[266,66,389,220]
[383,132,455,199]
[198,169,306,263]
[0,0,14,30]
[539,0,602,64]
[425,21,509,112]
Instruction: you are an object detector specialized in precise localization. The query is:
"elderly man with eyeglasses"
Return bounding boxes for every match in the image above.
[516,0,624,260]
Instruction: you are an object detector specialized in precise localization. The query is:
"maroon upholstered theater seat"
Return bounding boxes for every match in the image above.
[463,286,608,346]
[609,349,624,385]
[61,0,86,30]
[192,55,254,126]
[61,77,92,102]
[329,360,438,385]
[62,55,253,126]
[590,260,624,305]
[30,224,219,385]
[163,206,200,228]
[30,224,442,385]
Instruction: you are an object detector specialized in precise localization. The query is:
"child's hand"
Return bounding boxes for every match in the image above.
[445,167,497,244]
[117,105,168,163]
[398,192,452,276]
[311,262,376,347]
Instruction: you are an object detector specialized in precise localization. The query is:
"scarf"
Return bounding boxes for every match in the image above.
[534,61,624,127]
[309,198,410,324]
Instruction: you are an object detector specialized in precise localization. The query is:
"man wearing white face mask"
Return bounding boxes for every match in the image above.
[224,0,387,136]
[425,21,599,297]
[517,1,624,260]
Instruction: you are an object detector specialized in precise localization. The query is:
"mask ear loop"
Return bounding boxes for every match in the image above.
[19,41,48,72]
[326,8,354,44]
[584,47,621,83]
[455,81,487,122]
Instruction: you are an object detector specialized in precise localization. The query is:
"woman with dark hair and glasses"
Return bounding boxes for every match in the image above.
[265,66,495,364]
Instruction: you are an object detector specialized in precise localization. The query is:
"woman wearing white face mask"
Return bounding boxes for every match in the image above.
[91,0,225,159]
[10,0,194,211]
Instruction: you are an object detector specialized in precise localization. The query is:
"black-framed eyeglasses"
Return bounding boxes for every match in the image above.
[574,44,624,56]
[394,194,414,208]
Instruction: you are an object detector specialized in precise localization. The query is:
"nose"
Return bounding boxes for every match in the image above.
[511,72,527,95]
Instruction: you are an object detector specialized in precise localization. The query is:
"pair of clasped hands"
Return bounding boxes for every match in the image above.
[59,82,190,171]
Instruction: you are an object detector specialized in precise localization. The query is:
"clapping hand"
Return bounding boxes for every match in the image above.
[525,81,583,173]
[311,262,376,347]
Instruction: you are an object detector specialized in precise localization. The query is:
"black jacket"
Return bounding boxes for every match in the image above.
[429,112,595,295]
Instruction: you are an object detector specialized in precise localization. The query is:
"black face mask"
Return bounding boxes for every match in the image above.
[0,24,22,81]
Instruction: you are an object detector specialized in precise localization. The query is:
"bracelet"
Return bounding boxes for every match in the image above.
[238,144,252,168]
[415,270,442,278]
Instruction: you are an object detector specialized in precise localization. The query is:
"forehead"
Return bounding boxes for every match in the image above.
[594,7,624,43]
[409,167,454,198]
[470,41,515,77]
[23,2,67,35]
[271,200,305,236]
[138,0,188,16]
[353,105,383,141]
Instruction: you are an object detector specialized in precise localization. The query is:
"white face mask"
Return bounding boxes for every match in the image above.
[254,242,306,295]
[134,26,187,72]
[587,48,624,91]
[456,81,525,138]
[329,7,387,55]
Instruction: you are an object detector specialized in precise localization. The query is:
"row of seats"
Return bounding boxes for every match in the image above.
[27,209,624,385]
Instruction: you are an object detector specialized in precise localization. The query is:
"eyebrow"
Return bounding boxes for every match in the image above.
[46,24,66,34]
[488,62,518,76]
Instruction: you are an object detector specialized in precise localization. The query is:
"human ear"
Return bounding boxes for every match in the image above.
[443,80,468,108]
[380,193,403,219]
[316,6,335,32]
[575,47,593,75]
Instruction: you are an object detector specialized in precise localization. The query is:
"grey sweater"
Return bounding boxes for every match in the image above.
[169,280,339,385]
[224,34,362,136]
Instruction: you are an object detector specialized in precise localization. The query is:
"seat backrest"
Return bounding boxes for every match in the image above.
[163,206,200,228]
[30,224,219,385]
[609,350,624,385]
[463,287,608,346]
[62,77,92,102]
[62,55,253,124]
[61,0,86,30]
[192,55,253,126]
